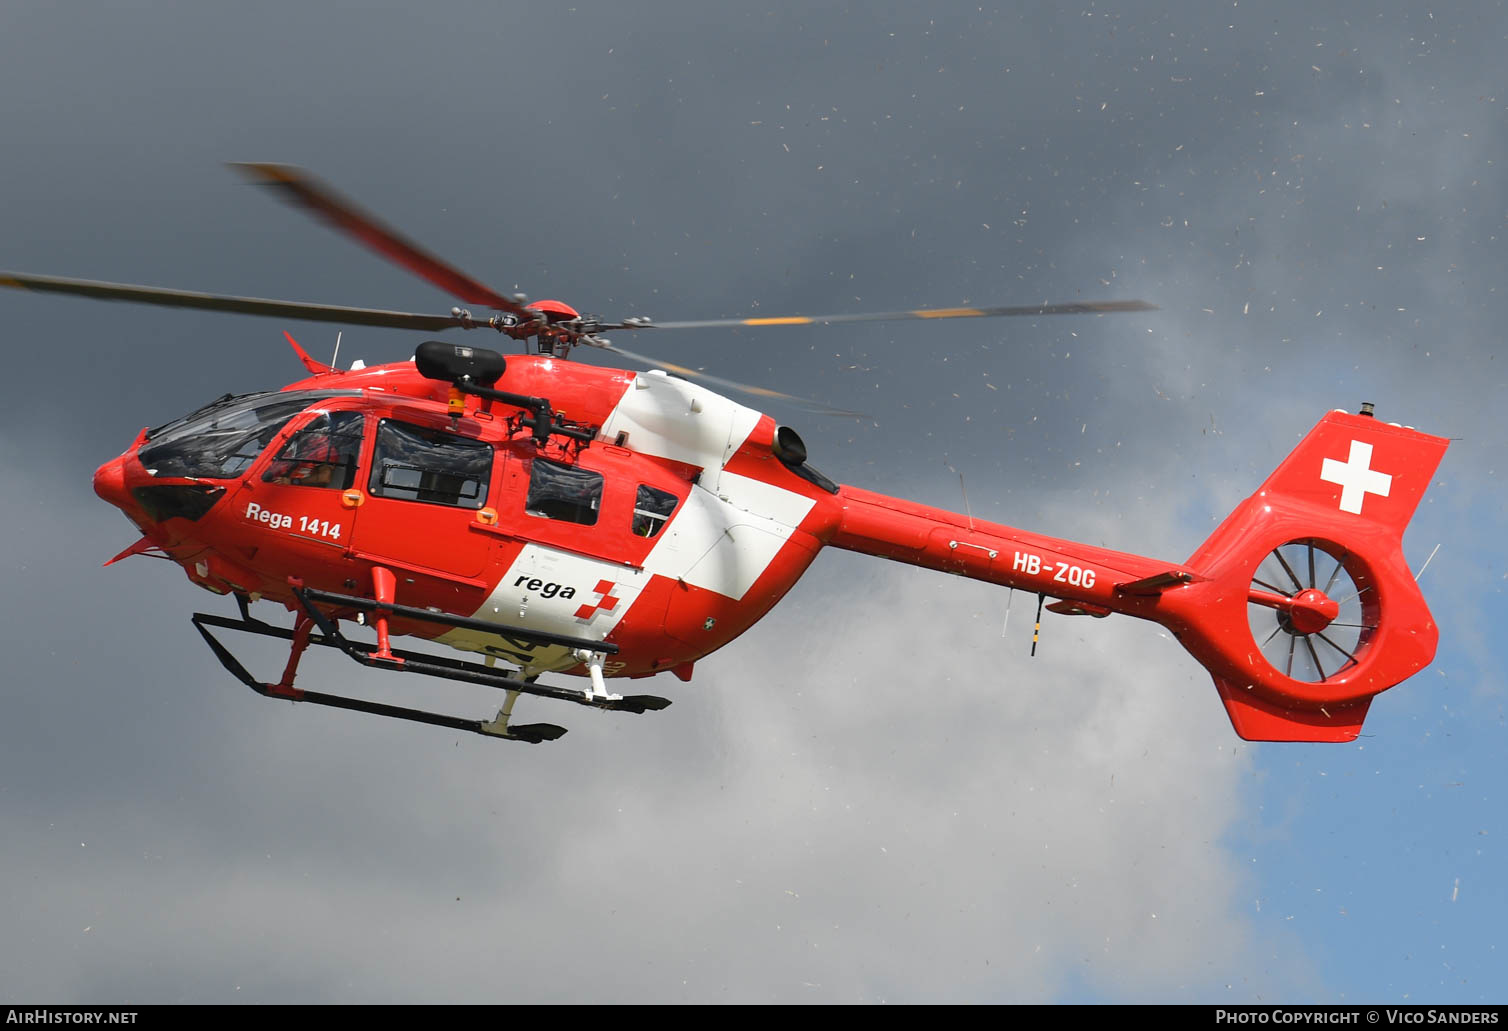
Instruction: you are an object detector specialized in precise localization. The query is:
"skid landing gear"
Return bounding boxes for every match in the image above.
[190,590,670,743]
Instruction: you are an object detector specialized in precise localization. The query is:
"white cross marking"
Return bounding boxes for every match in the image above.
[1320,439,1392,515]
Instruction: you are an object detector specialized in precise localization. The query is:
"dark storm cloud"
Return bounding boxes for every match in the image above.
[1,0,1503,1004]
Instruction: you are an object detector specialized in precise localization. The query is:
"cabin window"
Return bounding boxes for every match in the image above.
[526,459,603,525]
[369,419,492,509]
[263,411,365,489]
[632,484,679,538]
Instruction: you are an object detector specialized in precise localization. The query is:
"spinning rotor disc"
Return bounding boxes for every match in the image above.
[0,163,1156,415]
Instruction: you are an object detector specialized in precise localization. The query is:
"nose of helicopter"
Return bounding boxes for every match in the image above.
[92,454,131,511]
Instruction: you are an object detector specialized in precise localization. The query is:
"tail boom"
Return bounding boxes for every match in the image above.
[829,486,1188,618]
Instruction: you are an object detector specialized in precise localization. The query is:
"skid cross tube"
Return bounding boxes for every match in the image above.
[191,611,564,741]
[204,601,662,712]
[190,606,670,744]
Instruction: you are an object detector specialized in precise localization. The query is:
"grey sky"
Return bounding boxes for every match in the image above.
[0,0,1502,1003]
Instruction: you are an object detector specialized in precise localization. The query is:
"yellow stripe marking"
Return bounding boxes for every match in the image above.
[742,316,813,326]
[914,307,986,319]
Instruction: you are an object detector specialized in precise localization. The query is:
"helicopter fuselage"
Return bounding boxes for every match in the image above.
[95,354,846,682]
[91,346,1451,745]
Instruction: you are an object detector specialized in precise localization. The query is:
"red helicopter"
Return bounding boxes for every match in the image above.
[2,164,1448,744]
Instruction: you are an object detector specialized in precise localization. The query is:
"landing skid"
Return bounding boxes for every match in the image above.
[191,599,670,743]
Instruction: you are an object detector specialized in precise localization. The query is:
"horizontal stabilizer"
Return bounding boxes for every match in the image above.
[1114,570,1199,596]
[1045,600,1111,618]
[1212,676,1372,743]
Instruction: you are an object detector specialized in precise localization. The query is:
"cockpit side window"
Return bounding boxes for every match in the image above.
[632,484,679,537]
[526,459,603,525]
[369,419,492,509]
[262,411,365,489]
[140,395,317,479]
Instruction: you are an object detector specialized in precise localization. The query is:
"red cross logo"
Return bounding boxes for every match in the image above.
[574,579,621,621]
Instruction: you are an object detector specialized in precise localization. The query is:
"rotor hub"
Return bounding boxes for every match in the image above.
[1279,588,1340,636]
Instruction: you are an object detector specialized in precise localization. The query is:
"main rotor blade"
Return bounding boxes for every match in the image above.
[598,341,865,418]
[0,271,467,331]
[229,162,534,319]
[601,298,1157,332]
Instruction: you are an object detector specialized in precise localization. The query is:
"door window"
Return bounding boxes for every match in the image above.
[263,411,365,489]
[369,419,492,509]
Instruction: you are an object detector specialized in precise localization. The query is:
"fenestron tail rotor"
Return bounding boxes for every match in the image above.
[1246,540,1374,684]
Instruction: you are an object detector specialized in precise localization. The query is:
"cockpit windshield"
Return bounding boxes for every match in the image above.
[139,390,360,479]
